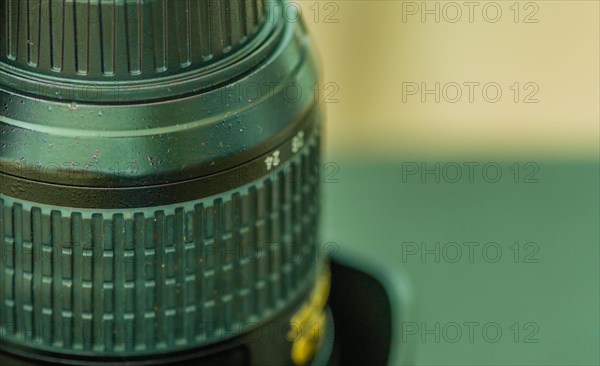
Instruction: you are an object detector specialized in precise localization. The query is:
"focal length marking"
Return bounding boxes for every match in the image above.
[0,120,318,209]
[266,130,306,171]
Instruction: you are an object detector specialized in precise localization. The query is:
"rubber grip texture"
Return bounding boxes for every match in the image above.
[0,133,321,357]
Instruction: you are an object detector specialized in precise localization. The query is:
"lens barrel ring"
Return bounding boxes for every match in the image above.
[0,0,270,92]
[0,0,289,103]
[0,127,322,358]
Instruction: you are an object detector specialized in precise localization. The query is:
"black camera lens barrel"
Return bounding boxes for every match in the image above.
[0,0,327,364]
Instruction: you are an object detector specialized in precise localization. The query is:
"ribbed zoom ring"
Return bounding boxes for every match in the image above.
[0,0,267,81]
[0,137,321,357]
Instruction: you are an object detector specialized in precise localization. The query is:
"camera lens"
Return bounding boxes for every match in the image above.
[0,0,328,364]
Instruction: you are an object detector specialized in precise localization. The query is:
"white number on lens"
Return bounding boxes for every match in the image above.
[265,151,281,170]
[292,131,305,153]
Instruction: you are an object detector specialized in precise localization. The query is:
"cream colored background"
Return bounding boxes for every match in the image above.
[297,0,599,159]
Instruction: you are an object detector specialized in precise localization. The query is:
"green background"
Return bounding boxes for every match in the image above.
[322,161,599,365]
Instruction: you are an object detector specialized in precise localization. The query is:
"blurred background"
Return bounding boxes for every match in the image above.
[301,0,598,160]
[297,1,599,364]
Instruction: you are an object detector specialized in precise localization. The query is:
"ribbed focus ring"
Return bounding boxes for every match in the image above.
[0,0,266,81]
[0,135,321,357]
